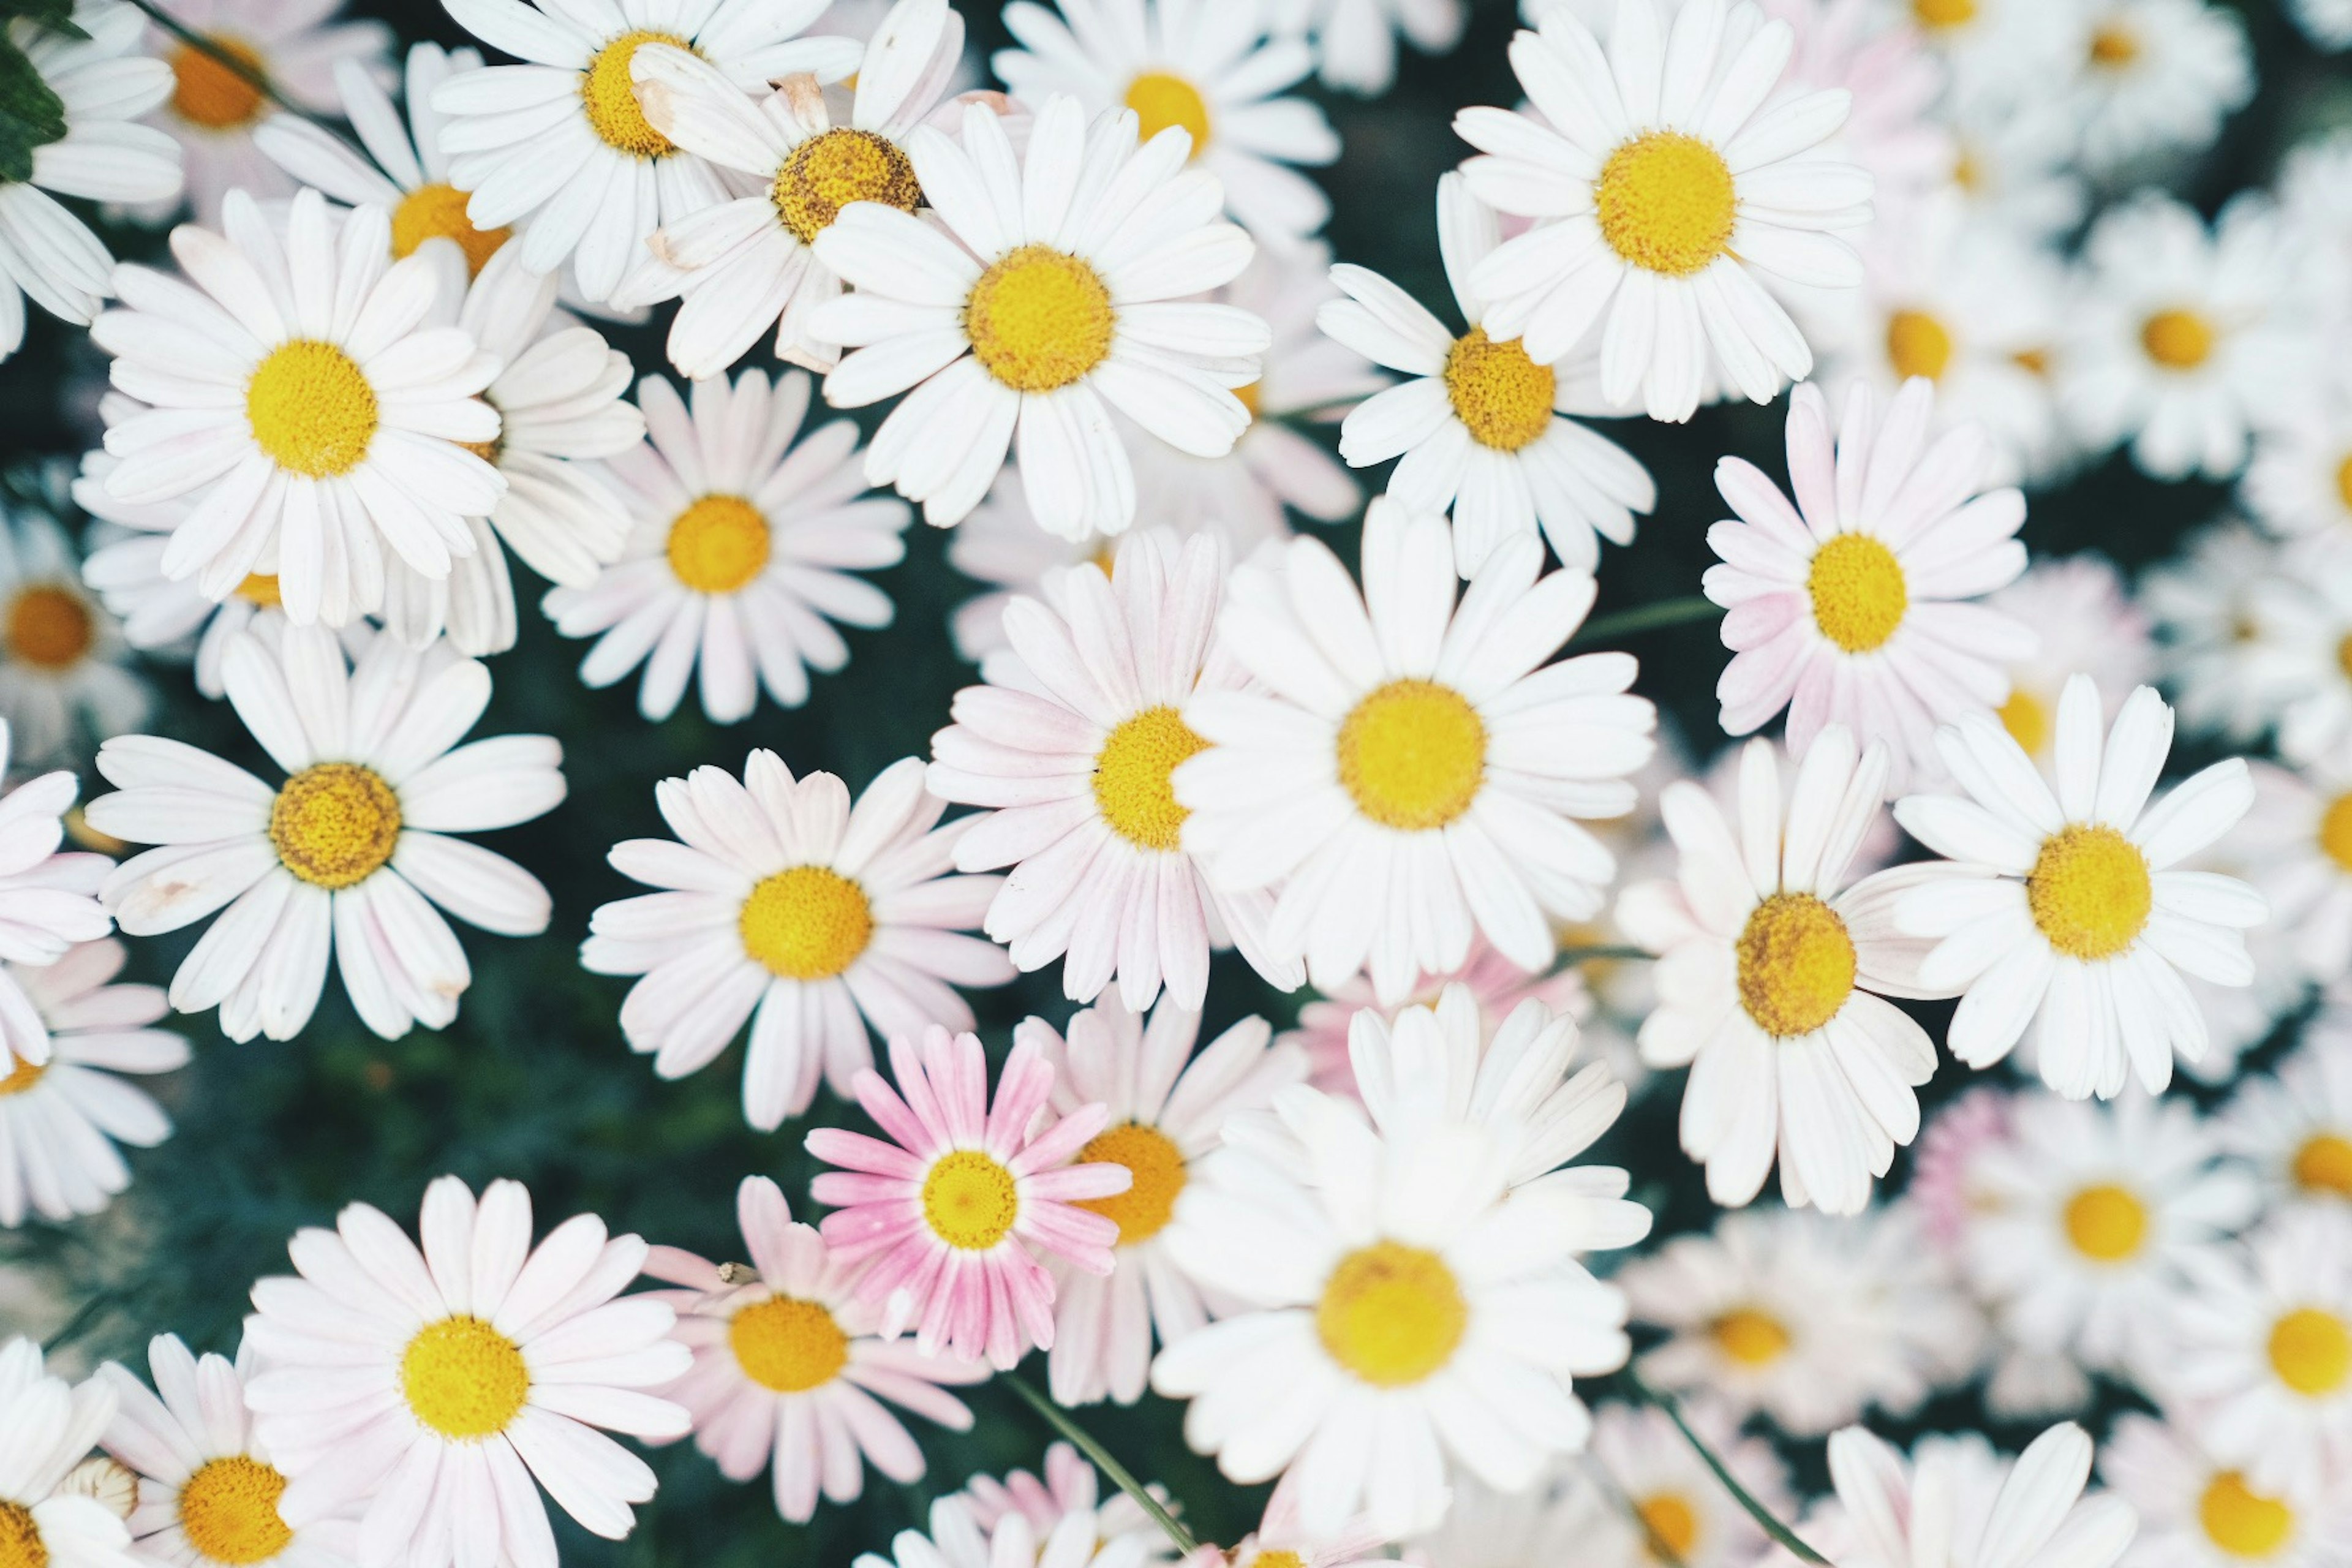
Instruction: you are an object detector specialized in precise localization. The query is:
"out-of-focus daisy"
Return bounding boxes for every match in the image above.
[0,1338,134,1568]
[812,95,1265,537]
[1581,1401,1794,1568]
[2103,1410,2352,1568]
[641,1175,989,1523]
[1406,1468,1616,1568]
[2143,521,2284,750]
[1457,0,1871,422]
[2244,390,2352,572]
[2292,0,2352,49]
[2060,0,2252,173]
[88,627,562,1042]
[1175,501,1656,1003]
[1193,1472,1382,1568]
[806,1024,1129,1369]
[0,721,115,1076]
[2237,568,2352,764]
[960,1443,1177,1568]
[1319,174,1654,576]
[2168,783,2307,1085]
[1765,0,1952,225]
[1703,377,2031,793]
[1988,554,2156,764]
[543,369,908,723]
[2214,752,2352,986]
[1943,89,2087,240]
[2218,1016,2352,1208]
[1275,0,1465,94]
[0,509,144,762]
[242,1176,692,1568]
[582,753,1008,1131]
[1891,676,2263,1099]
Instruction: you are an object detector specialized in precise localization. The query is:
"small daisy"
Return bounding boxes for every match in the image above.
[1175,500,1657,1004]
[1943,86,2088,240]
[0,720,115,1075]
[1579,1401,1795,1568]
[959,1443,1177,1567]
[2244,388,2352,573]
[2236,567,2352,764]
[2206,751,2352,986]
[543,368,909,723]
[1790,1423,2136,1568]
[0,1338,135,1568]
[1988,554,2156,764]
[805,1023,1130,1370]
[2103,1410,2352,1568]
[2217,1016,2352,1208]
[1704,377,2032,793]
[1891,676,2264,1099]
[87,626,562,1042]
[2060,0,2252,173]
[810,94,1267,537]
[1455,0,1872,423]
[242,1176,692,1568]
[641,1175,989,1523]
[1276,0,1466,94]
[2143,521,2283,749]
[0,508,145,763]
[583,752,1009,1130]
[1319,174,1654,576]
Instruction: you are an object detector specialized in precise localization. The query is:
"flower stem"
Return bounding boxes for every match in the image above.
[1569,595,1722,649]
[1004,1374,1201,1558]
[1555,944,1649,967]
[40,1291,107,1353]
[120,0,314,122]
[1622,1370,1828,1564]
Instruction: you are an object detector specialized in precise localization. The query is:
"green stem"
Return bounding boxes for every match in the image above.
[1623,1370,1828,1565]
[1569,595,1722,649]
[1555,944,1649,966]
[1004,1374,1200,1558]
[121,0,312,121]
[40,1291,107,1354]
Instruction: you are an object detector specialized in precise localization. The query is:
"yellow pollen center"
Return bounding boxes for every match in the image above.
[1072,1122,1187,1245]
[728,1295,850,1393]
[2317,795,2352,875]
[2141,309,2216,371]
[2293,1132,2352,1198]
[0,1502,45,1568]
[246,341,378,478]
[1637,1493,1701,1561]
[391,183,509,275]
[581,30,685,157]
[1123,70,1210,155]
[6,586,91,670]
[269,763,401,891]
[2089,23,2139,66]
[1594,131,1738,277]
[2062,1182,2149,1262]
[1234,380,1262,420]
[2000,687,2049,756]
[1885,309,1954,381]
[738,866,873,981]
[170,36,266,130]
[1253,1555,1305,1568]
[1734,892,1857,1038]
[2013,346,2051,375]
[399,1315,529,1440]
[2027,823,2152,961]
[1709,1305,1791,1365]
[1336,678,1485,831]
[1807,533,1909,652]
[1092,706,1208,852]
[964,245,1115,393]
[921,1149,1019,1250]
[772,128,921,245]
[0,1057,40,1096]
[1316,1242,1466,1387]
[2268,1306,2352,1396]
[665,494,771,594]
[1444,328,1556,451]
[1912,0,1977,27]
[2335,455,2352,514]
[237,574,282,608]
[2200,1471,2294,1558]
[176,1456,293,1567]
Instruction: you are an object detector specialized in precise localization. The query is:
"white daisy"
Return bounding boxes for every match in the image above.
[0,1338,135,1568]
[2102,1411,2352,1568]
[2059,0,2252,173]
[2243,385,2352,574]
[2142,521,2283,750]
[1406,1466,1619,1568]
[1273,0,1466,94]
[1891,676,2264,1099]
[1789,1423,2136,1568]
[0,508,145,763]
[0,720,115,1076]
[1943,85,2087,241]
[1904,0,2078,105]
[542,368,908,723]
[1175,500,1657,1003]
[1765,0,1953,227]
[2234,565,2352,764]
[1207,1474,1383,1568]
[2206,750,2352,987]
[86,625,562,1042]
[2280,129,2352,342]
[957,1446,1177,1568]
[2216,1014,2352,1208]
[1988,554,2157,765]
[810,94,1267,537]
[1319,173,1654,576]
[581,752,1010,1130]
[1455,0,1873,423]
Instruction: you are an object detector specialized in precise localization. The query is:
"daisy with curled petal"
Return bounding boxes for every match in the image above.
[2102,1410,2352,1568]
[2217,1014,2352,1209]
[1319,174,1654,577]
[1786,1423,2136,1568]
[0,507,146,763]
[805,1023,1131,1370]
[810,94,1267,538]
[0,1338,136,1568]
[86,625,562,1043]
[1703,377,2032,795]
[1276,0,1465,95]
[0,718,115,1076]
[241,1176,692,1568]
[1456,0,1872,423]
[640,1176,988,1524]
[582,752,1009,1131]
[1890,676,2264,1100]
[2060,0,2252,173]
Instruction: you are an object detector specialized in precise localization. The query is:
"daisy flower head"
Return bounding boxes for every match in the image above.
[805,1023,1131,1370]
[1175,499,1657,1004]
[639,1175,989,1522]
[1942,86,2088,241]
[92,187,505,629]
[0,720,115,1075]
[2217,1014,2352,1210]
[0,1338,134,1568]
[1455,0,1874,423]
[2243,386,2352,573]
[959,1443,1178,1568]
[2102,1410,2352,1568]
[0,507,145,763]
[2205,750,2352,989]
[429,0,859,306]
[810,93,1267,538]
[2142,521,2283,750]
[1902,0,2076,105]
[1193,1471,1382,1568]
[1275,0,1466,94]
[1585,1400,1795,1568]
[241,1175,692,1568]
[1319,173,1656,577]
[542,368,909,723]
[584,752,1008,1130]
[1986,553,2155,766]
[86,625,562,1042]
[1891,676,2265,1099]
[1703,376,2032,794]
[2059,0,2252,175]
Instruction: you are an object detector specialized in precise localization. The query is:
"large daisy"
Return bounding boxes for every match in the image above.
[0,1338,136,1568]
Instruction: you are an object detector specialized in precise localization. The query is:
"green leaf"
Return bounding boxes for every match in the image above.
[0,1,88,40]
[0,34,66,186]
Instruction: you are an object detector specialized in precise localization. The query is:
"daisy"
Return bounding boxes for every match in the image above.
[640,1175,989,1523]
[1943,86,2088,241]
[430,0,859,306]
[2244,388,2352,573]
[1581,1401,1795,1568]
[2143,522,2286,750]
[1319,174,1654,576]
[1904,0,2078,104]
[960,1442,1175,1567]
[1455,0,1873,423]
[2203,750,2352,987]
[1764,0,1953,225]
[1891,676,2265,1099]
[1988,554,2157,764]
[1196,1473,1382,1568]
[1274,0,1465,94]
[581,752,1009,1130]
[2060,0,2252,173]
[2217,1016,2352,1208]
[2103,1411,2352,1568]
[86,625,562,1042]
[0,938,186,1228]
[0,508,145,762]
[1174,500,1657,1004]
[1792,1423,2136,1568]
[2235,567,2352,764]
[92,188,505,628]
[544,369,907,721]
[241,1176,691,1568]
[0,1338,135,1568]
[805,1023,1130,1370]
[2291,0,2352,49]
[0,720,115,1076]
[1703,377,2032,793]
[809,94,1267,537]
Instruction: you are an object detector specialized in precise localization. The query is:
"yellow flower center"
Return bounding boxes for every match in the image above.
[0,1057,40,1096]
[2027,824,2152,962]
[772,127,922,245]
[1234,380,1262,420]
[1123,70,1210,154]
[2293,1132,2352,1198]
[177,1456,293,1567]
[738,866,873,981]
[1807,533,1909,653]
[2089,23,2139,66]
[2269,1306,2352,1396]
[2000,687,2049,756]
[665,494,771,595]
[246,341,379,478]
[1912,0,1977,28]
[170,36,266,130]
[1637,1493,1701,1562]
[6,586,91,671]
[237,574,282,608]
[2317,794,2352,876]
[1315,1242,1467,1387]
[1735,892,1857,1038]
[0,1502,44,1568]
[391,183,510,276]
[1253,1555,1305,1568]
[964,245,1115,393]
[1336,678,1486,832]
[2200,1471,2296,1558]
[2013,346,2051,375]
[920,1149,1020,1250]
[2141,309,2216,371]
[2335,455,2352,514]
[1885,309,1954,382]
[270,763,402,891]
[728,1295,850,1393]
[1444,328,1556,451]
[2061,1183,2149,1262]
[581,30,685,158]
[1594,131,1738,277]
[1092,706,1208,853]
[1709,1305,1792,1366]
[1072,1122,1187,1245]
[400,1315,530,1440]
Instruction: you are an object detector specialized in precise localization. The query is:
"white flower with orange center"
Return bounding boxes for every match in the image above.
[0,509,145,764]
[2101,1411,2351,1568]
[0,1338,134,1568]
[2218,1013,2352,1212]
[2060,0,2252,173]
